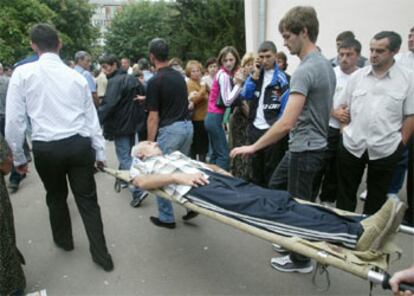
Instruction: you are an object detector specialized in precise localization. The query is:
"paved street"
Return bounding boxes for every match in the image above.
[9,144,414,295]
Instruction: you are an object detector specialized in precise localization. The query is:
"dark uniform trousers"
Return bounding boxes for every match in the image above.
[337,140,404,215]
[32,134,109,261]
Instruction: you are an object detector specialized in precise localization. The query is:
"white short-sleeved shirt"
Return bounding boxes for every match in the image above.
[339,63,414,160]
[395,51,414,71]
[329,66,353,129]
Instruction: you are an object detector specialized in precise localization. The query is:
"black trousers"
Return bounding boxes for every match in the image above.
[248,125,288,188]
[337,140,403,215]
[312,127,341,202]
[32,135,109,261]
[406,136,413,226]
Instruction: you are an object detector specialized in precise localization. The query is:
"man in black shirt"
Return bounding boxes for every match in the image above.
[146,38,194,228]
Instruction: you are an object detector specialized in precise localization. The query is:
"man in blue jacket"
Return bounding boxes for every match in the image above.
[241,41,289,188]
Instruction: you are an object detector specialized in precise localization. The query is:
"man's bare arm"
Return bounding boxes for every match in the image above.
[132,173,209,190]
[230,93,306,157]
[147,111,160,141]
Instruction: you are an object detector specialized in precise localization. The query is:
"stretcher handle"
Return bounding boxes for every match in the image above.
[382,273,414,293]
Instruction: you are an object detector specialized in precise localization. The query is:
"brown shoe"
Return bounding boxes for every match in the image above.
[376,201,407,248]
[356,198,397,251]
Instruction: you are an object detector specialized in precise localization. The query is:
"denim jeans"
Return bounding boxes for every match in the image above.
[114,134,145,200]
[388,146,408,194]
[204,112,229,170]
[156,120,193,223]
[268,150,325,201]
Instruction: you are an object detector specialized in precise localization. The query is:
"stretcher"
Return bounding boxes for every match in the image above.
[102,167,414,294]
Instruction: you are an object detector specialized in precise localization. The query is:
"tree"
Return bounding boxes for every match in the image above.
[170,0,245,63]
[104,0,174,62]
[104,0,245,64]
[39,0,99,61]
[0,0,54,65]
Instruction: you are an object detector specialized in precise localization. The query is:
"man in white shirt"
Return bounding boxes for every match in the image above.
[121,57,133,75]
[5,23,113,271]
[395,26,414,70]
[336,31,414,215]
[74,50,99,107]
[391,26,414,226]
[313,38,361,205]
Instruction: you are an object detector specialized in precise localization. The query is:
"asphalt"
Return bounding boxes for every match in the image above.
[9,144,414,296]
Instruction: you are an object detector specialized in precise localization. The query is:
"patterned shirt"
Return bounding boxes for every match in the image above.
[130,151,211,203]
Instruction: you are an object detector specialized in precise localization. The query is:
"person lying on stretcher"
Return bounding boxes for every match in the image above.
[130,141,406,252]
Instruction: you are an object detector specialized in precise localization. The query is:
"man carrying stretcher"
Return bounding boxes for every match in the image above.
[130,141,406,254]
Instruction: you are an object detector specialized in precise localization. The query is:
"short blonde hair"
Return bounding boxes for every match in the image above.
[241,52,255,68]
[185,60,203,78]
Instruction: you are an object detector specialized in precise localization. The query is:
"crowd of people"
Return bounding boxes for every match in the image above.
[0,5,413,295]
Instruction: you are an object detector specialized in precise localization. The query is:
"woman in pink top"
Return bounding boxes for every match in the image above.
[204,46,244,170]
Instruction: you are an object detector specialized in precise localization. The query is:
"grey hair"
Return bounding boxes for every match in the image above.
[74,51,90,63]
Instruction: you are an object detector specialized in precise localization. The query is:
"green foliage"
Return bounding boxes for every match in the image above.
[0,0,97,66]
[171,0,245,63]
[104,0,174,62]
[0,0,54,65]
[104,0,245,65]
[39,0,99,61]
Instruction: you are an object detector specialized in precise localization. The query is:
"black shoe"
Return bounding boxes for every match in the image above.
[55,241,74,251]
[10,288,25,296]
[93,254,114,272]
[130,192,149,208]
[182,210,199,221]
[149,216,176,229]
[8,182,19,193]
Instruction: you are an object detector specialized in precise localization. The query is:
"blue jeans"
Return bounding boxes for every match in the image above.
[268,150,325,201]
[156,120,193,223]
[114,135,145,200]
[204,112,229,170]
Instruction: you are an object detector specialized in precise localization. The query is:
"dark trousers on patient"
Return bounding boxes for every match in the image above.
[189,171,362,247]
[32,134,110,261]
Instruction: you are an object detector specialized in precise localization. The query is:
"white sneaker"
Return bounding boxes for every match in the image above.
[321,201,335,208]
[270,255,313,273]
[271,243,288,254]
[359,190,367,201]
[387,193,400,201]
